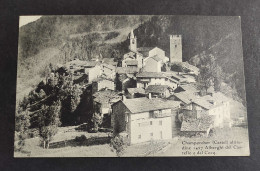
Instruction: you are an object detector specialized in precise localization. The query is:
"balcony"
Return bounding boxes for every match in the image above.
[153,111,172,118]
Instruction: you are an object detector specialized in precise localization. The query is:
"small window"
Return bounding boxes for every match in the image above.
[150,133,153,137]
[175,45,177,48]
[138,135,141,139]
[150,121,153,125]
[159,120,162,125]
[138,123,141,127]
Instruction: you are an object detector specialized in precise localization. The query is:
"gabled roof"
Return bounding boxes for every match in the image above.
[136,72,166,78]
[145,85,170,94]
[83,61,100,68]
[149,55,162,62]
[179,84,199,93]
[170,92,192,104]
[191,98,213,110]
[92,76,114,83]
[116,67,140,74]
[137,47,155,57]
[93,90,121,104]
[181,115,214,132]
[123,51,142,59]
[101,63,116,70]
[125,60,138,66]
[127,88,145,95]
[102,58,114,63]
[120,97,180,113]
[181,62,200,74]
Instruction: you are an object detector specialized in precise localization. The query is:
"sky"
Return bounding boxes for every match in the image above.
[19,16,42,27]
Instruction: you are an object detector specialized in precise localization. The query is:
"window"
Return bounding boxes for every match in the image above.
[160,131,163,139]
[138,135,141,139]
[150,133,153,137]
[138,123,141,127]
[150,121,153,125]
[175,45,177,48]
[159,120,162,125]
[149,111,154,118]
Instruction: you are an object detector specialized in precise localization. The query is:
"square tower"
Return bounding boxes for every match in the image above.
[170,35,182,63]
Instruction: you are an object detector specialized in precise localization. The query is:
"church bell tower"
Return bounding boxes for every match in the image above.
[129,29,137,52]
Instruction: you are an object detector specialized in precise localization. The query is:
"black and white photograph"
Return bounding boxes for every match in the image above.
[14,15,250,157]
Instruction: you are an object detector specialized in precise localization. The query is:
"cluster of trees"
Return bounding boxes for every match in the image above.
[15,66,85,150]
[194,53,223,93]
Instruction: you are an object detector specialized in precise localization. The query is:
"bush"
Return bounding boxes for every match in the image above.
[75,135,87,143]
[110,135,128,157]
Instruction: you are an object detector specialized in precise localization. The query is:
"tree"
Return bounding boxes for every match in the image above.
[170,63,184,74]
[15,108,31,151]
[110,135,128,157]
[37,101,61,149]
[91,112,102,132]
[196,54,222,93]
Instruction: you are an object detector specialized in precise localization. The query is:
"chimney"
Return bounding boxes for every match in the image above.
[122,95,126,101]
[148,93,152,99]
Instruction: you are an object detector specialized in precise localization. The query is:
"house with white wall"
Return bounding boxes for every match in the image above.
[112,97,180,144]
[143,55,162,72]
[136,72,178,90]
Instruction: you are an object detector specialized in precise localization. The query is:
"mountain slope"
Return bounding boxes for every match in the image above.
[17,15,245,103]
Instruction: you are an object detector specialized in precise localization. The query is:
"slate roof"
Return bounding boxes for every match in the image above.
[127,88,145,95]
[191,98,213,110]
[137,47,155,57]
[121,98,180,113]
[179,84,199,93]
[136,72,166,78]
[102,58,114,63]
[170,92,192,104]
[116,67,140,74]
[150,55,162,62]
[101,63,116,70]
[92,76,114,83]
[124,51,142,59]
[181,115,214,132]
[125,60,138,66]
[93,90,121,104]
[181,62,199,74]
[163,71,184,81]
[145,85,170,94]
[83,61,100,68]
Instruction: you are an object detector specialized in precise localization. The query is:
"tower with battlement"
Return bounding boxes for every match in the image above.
[170,35,182,63]
[129,29,137,52]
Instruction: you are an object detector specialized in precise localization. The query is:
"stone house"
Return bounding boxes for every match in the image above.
[145,85,172,98]
[138,47,169,63]
[169,91,231,128]
[143,55,162,72]
[92,90,121,127]
[111,97,180,144]
[126,88,146,99]
[100,63,116,80]
[136,72,178,90]
[92,77,115,94]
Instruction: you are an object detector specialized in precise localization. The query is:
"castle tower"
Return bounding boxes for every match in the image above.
[170,35,182,63]
[129,29,137,52]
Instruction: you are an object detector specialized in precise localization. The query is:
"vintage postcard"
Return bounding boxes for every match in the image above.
[15,15,249,157]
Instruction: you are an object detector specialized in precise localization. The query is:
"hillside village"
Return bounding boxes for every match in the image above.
[15,28,247,157]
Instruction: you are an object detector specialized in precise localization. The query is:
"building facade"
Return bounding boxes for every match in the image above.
[112,98,180,144]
